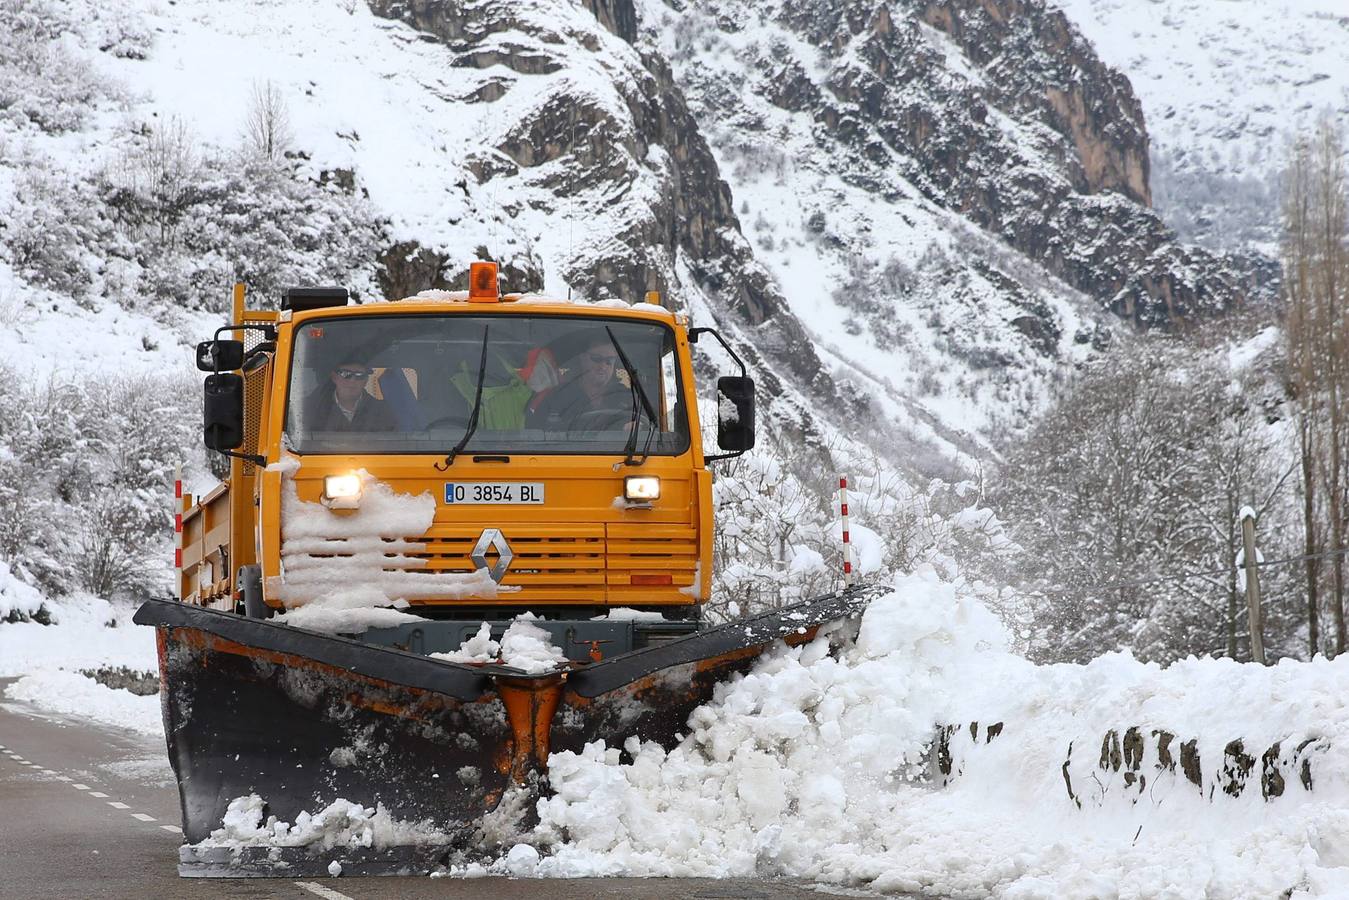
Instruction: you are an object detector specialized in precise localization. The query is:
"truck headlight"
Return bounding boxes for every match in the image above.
[323,473,363,509]
[624,476,660,501]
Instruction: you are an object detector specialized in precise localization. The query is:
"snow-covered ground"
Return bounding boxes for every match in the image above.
[12,568,1345,896]
[0,592,160,735]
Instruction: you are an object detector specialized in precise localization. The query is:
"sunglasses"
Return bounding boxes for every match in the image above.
[334,368,371,380]
[585,353,618,366]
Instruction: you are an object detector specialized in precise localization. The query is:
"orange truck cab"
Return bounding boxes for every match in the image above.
[179,264,756,660]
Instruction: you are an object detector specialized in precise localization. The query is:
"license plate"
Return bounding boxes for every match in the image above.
[443,482,545,504]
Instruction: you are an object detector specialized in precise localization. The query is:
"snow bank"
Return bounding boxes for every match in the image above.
[0,593,154,677]
[527,568,1349,896]
[0,561,44,621]
[203,794,447,851]
[4,670,162,737]
[269,467,509,633]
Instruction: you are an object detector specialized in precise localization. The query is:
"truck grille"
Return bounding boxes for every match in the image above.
[404,524,606,602]
[398,523,698,603]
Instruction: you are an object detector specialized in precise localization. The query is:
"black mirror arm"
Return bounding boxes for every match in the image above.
[207,324,277,374]
[705,447,748,464]
[215,449,267,466]
[687,327,747,378]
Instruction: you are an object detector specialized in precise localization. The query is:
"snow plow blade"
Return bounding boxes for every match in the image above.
[134,585,881,876]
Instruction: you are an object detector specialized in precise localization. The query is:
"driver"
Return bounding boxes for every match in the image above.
[301,358,397,433]
[527,337,630,432]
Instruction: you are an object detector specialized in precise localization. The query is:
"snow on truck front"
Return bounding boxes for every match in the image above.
[241,294,722,658]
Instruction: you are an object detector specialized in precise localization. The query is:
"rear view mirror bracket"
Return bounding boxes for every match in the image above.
[689,327,755,463]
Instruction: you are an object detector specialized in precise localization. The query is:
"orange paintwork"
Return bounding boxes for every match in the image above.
[495,676,567,780]
[179,288,715,614]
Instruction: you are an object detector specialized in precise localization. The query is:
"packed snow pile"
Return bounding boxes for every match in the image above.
[511,568,1349,897]
[0,560,44,621]
[4,670,162,738]
[204,794,447,851]
[432,614,569,673]
[0,593,154,678]
[270,465,507,633]
[0,587,162,735]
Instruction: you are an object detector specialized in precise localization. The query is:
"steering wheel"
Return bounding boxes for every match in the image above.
[567,408,635,435]
[424,414,470,431]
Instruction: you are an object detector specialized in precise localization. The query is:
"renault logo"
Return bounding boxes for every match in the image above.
[471,528,513,583]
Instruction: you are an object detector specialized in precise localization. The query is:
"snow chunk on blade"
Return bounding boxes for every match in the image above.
[206,794,448,851]
[431,614,569,673]
[498,614,568,673]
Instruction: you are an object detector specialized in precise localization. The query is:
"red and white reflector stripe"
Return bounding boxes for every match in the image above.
[839,475,853,587]
[174,465,183,600]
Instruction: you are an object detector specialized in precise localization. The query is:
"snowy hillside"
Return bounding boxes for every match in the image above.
[1057,0,1349,249]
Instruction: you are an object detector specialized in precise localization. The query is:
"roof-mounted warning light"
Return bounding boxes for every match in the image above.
[468,262,499,303]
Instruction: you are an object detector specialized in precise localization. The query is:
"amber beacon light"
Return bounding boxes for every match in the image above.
[468,261,500,302]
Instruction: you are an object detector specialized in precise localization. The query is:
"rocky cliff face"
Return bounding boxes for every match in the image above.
[647,0,1275,331]
[368,0,1275,466]
[367,0,871,461]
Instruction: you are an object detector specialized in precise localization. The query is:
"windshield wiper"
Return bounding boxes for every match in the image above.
[435,326,490,471]
[605,326,660,467]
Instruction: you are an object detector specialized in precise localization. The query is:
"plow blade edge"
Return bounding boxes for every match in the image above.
[133,586,881,875]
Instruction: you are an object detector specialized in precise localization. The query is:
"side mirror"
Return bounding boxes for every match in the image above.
[204,374,244,450]
[716,376,755,452]
[196,340,244,372]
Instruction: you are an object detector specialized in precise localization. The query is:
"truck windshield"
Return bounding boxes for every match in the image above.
[284,313,690,456]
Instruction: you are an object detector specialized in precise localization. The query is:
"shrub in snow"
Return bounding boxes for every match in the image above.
[0,0,111,133]
[988,337,1300,664]
[0,364,199,600]
[1,157,114,301]
[706,434,1010,623]
[0,558,44,622]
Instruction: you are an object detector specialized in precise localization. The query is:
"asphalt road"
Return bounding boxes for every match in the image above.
[0,680,875,900]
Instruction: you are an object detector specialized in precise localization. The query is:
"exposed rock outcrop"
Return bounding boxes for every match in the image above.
[367,0,863,432]
[662,0,1275,330]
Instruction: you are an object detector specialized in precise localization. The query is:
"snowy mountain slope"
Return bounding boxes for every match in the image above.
[636,0,1278,440]
[1057,0,1349,249]
[2,0,1277,464]
[0,0,1293,614]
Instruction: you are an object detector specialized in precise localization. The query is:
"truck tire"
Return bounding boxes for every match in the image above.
[238,565,271,619]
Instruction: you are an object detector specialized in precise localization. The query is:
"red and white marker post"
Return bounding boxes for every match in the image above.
[839,475,854,587]
[174,465,183,601]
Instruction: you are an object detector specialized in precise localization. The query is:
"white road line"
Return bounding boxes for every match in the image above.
[107,801,130,810]
[40,769,57,775]
[131,813,155,822]
[160,824,182,834]
[72,783,90,790]
[55,776,71,782]
[295,882,357,900]
[88,791,109,798]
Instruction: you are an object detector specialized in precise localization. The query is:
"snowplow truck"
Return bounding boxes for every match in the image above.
[135,264,877,875]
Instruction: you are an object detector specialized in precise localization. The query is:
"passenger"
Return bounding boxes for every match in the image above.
[527,337,632,432]
[301,359,397,432]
